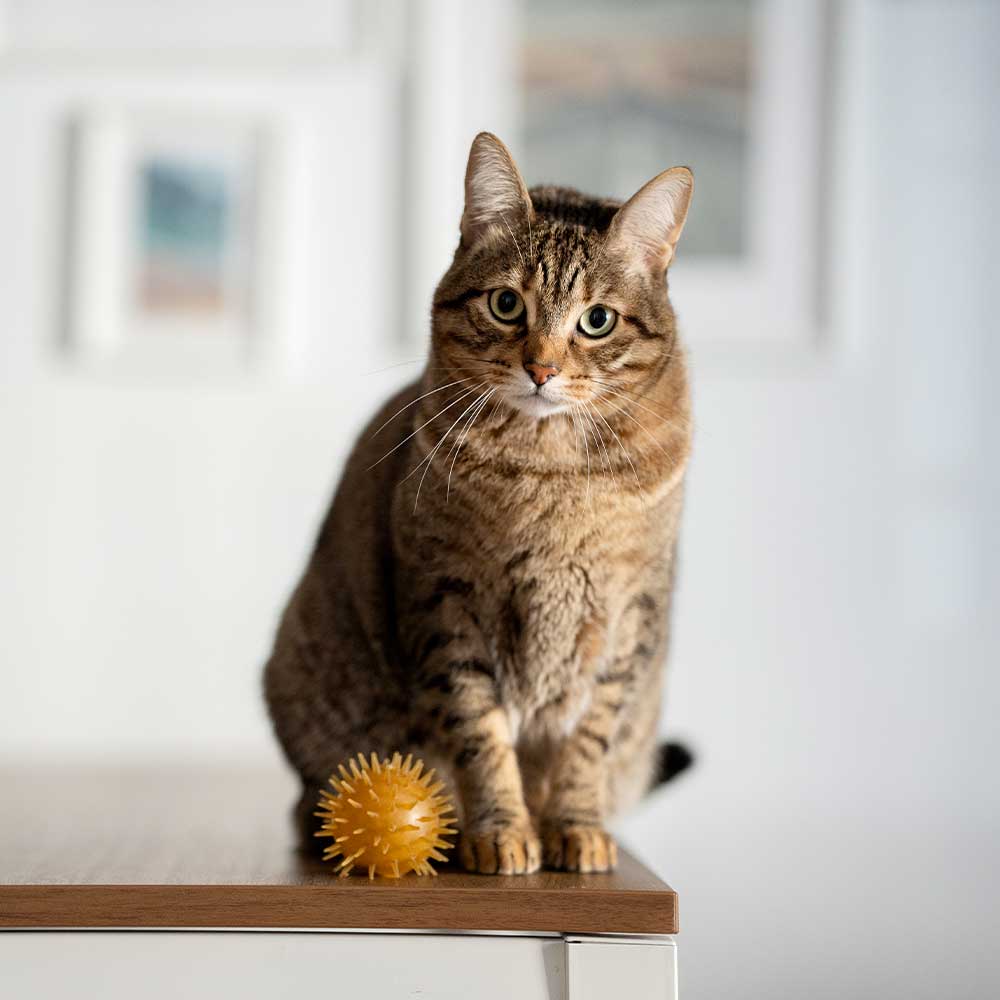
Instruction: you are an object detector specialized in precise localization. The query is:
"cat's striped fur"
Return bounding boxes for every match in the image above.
[264,134,693,874]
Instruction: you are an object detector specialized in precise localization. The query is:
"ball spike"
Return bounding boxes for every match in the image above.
[338,848,363,870]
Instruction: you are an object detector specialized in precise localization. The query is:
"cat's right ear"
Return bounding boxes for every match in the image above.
[461,132,533,248]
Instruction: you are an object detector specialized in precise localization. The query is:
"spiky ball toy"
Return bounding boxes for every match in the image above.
[315,752,457,879]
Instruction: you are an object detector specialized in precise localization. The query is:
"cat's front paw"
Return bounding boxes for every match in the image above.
[459,821,541,875]
[542,824,618,872]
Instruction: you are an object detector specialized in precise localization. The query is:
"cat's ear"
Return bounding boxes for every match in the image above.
[608,166,694,275]
[461,132,533,248]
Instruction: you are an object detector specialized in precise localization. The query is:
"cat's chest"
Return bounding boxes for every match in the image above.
[485,551,612,728]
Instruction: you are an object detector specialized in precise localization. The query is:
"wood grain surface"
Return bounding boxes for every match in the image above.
[0,767,677,934]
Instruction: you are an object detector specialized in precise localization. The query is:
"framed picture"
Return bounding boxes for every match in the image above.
[519,0,833,356]
[401,0,838,358]
[69,109,292,374]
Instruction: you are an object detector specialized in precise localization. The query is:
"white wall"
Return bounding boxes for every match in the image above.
[1,2,997,998]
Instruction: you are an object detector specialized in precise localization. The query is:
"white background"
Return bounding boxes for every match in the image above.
[0,2,997,998]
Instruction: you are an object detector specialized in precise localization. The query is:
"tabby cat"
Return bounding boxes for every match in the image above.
[264,133,693,874]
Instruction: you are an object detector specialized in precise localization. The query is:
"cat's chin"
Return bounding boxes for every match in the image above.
[507,391,570,419]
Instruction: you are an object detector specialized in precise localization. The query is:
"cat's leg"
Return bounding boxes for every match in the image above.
[416,678,539,875]
[541,579,672,872]
[539,674,625,873]
[517,740,554,820]
[604,671,664,816]
[407,610,539,875]
[451,706,540,875]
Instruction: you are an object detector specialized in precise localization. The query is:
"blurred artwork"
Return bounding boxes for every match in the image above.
[522,0,752,257]
[69,110,276,372]
[136,158,231,315]
[120,121,260,346]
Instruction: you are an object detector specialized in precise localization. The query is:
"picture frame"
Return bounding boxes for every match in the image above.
[68,108,293,375]
[403,0,838,361]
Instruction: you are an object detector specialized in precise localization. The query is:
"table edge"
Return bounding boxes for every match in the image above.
[0,883,678,935]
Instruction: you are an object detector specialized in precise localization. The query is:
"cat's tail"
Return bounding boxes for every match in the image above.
[650,741,694,789]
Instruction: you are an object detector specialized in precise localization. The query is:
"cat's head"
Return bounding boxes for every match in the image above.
[431,132,692,419]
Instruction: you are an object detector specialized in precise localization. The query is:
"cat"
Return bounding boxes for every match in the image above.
[264,132,693,874]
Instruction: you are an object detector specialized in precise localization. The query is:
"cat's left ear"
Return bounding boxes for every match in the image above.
[607,167,694,276]
[461,132,533,249]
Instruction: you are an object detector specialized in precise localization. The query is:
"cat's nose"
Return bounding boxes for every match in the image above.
[524,360,560,386]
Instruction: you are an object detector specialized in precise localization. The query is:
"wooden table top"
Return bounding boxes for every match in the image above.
[0,767,677,935]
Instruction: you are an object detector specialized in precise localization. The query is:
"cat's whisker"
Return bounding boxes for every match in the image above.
[565,408,583,466]
[578,402,608,475]
[427,365,495,372]
[370,376,480,439]
[360,357,425,377]
[401,383,490,480]
[587,379,671,451]
[363,360,485,379]
[602,398,680,466]
[583,401,620,497]
[367,382,486,472]
[589,378,692,430]
[569,405,593,510]
[500,212,526,272]
[442,386,494,489]
[446,387,497,502]
[485,395,505,426]
[591,402,646,507]
[409,385,495,512]
[588,377,668,415]
[441,399,480,485]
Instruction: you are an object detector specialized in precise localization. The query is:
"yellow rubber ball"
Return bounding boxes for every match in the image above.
[315,752,457,879]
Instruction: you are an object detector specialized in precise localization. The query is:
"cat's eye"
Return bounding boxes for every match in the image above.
[489,288,525,323]
[578,304,617,338]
